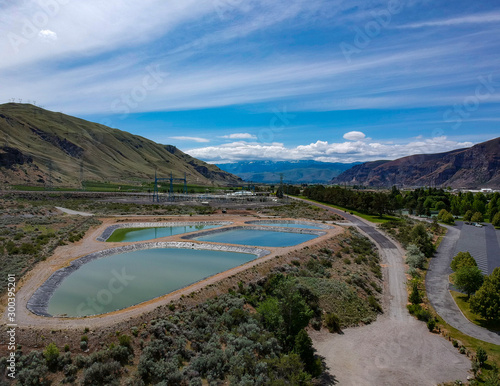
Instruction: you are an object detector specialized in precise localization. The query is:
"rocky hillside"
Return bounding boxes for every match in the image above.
[332,137,500,188]
[0,103,242,188]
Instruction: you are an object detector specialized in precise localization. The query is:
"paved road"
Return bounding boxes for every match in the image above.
[293,198,471,384]
[426,224,500,345]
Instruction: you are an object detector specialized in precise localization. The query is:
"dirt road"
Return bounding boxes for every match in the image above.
[294,198,471,385]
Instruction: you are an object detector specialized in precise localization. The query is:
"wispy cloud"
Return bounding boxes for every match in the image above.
[220,133,257,140]
[169,136,210,143]
[0,0,499,160]
[398,13,500,29]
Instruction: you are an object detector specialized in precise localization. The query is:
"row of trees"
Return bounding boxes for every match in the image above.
[302,185,500,223]
[303,185,394,216]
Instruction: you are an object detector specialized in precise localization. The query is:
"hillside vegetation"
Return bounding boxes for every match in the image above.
[0,103,241,188]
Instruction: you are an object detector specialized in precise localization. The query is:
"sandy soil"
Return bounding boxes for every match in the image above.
[2,214,341,330]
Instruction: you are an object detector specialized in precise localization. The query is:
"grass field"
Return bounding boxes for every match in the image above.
[296,196,400,224]
[105,227,150,242]
[451,290,500,332]
[12,181,231,193]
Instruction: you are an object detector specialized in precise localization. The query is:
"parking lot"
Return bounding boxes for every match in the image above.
[454,221,500,274]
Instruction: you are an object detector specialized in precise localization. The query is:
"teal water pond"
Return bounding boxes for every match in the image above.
[47,248,256,317]
[255,222,324,229]
[107,225,221,242]
[194,228,318,247]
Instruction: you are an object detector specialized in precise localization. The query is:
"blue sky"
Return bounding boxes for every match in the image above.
[1,0,499,163]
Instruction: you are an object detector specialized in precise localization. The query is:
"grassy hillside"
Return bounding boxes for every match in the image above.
[0,103,242,188]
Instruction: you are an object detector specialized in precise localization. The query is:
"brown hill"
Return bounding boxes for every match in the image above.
[332,137,500,188]
[0,103,242,188]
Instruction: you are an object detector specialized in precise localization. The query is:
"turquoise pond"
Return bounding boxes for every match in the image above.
[254,222,324,229]
[47,248,256,317]
[193,228,318,247]
[107,225,221,242]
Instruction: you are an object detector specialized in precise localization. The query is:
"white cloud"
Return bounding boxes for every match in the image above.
[169,136,210,143]
[187,136,474,163]
[398,13,500,29]
[220,133,257,140]
[343,131,366,141]
[38,29,58,42]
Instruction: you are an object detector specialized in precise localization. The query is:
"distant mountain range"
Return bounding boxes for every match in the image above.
[216,160,359,184]
[0,103,242,188]
[332,137,500,188]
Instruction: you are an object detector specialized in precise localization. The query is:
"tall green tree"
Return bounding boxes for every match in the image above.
[454,266,484,298]
[471,212,484,223]
[410,223,435,257]
[294,329,321,376]
[463,210,473,222]
[470,268,500,320]
[450,251,477,272]
[492,212,500,227]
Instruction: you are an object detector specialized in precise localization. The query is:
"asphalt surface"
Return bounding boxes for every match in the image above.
[426,224,500,345]
[453,221,500,275]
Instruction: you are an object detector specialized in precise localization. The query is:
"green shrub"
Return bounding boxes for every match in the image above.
[476,347,488,367]
[406,244,426,269]
[427,319,436,332]
[44,342,60,371]
[82,360,122,386]
[118,334,132,348]
[409,281,421,305]
[407,304,422,315]
[368,295,382,313]
[416,308,432,322]
[324,313,341,333]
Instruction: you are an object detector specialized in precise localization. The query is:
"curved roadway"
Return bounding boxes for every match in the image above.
[426,224,500,345]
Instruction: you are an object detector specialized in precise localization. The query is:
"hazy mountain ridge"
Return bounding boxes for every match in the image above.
[217,160,359,183]
[0,103,242,187]
[332,137,500,188]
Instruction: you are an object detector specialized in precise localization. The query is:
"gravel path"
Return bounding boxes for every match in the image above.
[426,224,500,345]
[293,198,471,385]
[55,206,94,216]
